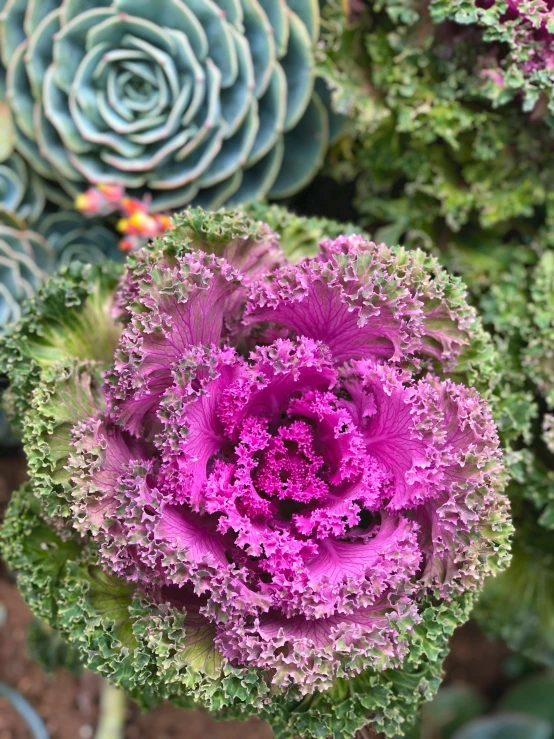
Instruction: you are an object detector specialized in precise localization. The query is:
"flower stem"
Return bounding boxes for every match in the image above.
[94,680,126,739]
[0,682,49,739]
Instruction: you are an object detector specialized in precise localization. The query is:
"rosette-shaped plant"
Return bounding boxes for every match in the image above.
[0,110,122,332]
[470,249,554,666]
[323,0,554,670]
[0,208,123,336]
[0,209,511,738]
[0,221,52,331]
[37,210,121,267]
[1,0,336,211]
[0,153,46,227]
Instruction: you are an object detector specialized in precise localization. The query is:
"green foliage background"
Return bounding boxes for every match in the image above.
[322,0,554,665]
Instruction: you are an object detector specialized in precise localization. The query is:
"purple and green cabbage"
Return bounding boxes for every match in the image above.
[0,208,511,738]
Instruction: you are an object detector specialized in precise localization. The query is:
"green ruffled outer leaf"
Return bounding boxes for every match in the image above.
[243,200,363,261]
[1,481,478,738]
[430,0,554,117]
[0,260,123,431]
[24,359,106,521]
[0,483,83,624]
[164,206,283,258]
[258,595,475,739]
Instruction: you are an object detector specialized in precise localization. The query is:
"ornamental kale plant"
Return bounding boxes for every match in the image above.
[431,0,554,113]
[323,0,554,665]
[0,0,339,211]
[0,208,511,739]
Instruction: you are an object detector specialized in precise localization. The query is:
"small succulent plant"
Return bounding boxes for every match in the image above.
[36,210,122,267]
[0,91,124,335]
[0,199,123,336]
[0,220,51,331]
[1,0,338,211]
[0,153,46,228]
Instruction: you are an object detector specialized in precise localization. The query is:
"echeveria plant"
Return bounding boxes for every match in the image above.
[0,220,51,330]
[0,204,123,336]
[0,208,511,738]
[0,103,122,337]
[1,0,337,211]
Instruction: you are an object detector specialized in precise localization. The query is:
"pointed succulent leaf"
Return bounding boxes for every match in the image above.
[36,210,123,266]
[0,153,46,226]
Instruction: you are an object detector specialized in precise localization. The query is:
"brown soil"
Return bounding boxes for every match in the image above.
[0,454,508,739]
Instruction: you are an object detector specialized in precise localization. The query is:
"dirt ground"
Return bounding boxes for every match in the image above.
[0,453,508,739]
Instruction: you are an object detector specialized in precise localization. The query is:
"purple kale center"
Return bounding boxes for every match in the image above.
[68,236,505,691]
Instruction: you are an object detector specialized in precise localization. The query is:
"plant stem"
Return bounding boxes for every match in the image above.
[94,680,126,739]
[0,682,49,739]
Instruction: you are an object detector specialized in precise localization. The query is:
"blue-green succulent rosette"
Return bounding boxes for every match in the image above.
[0,79,123,337]
[0,202,122,337]
[1,0,337,211]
